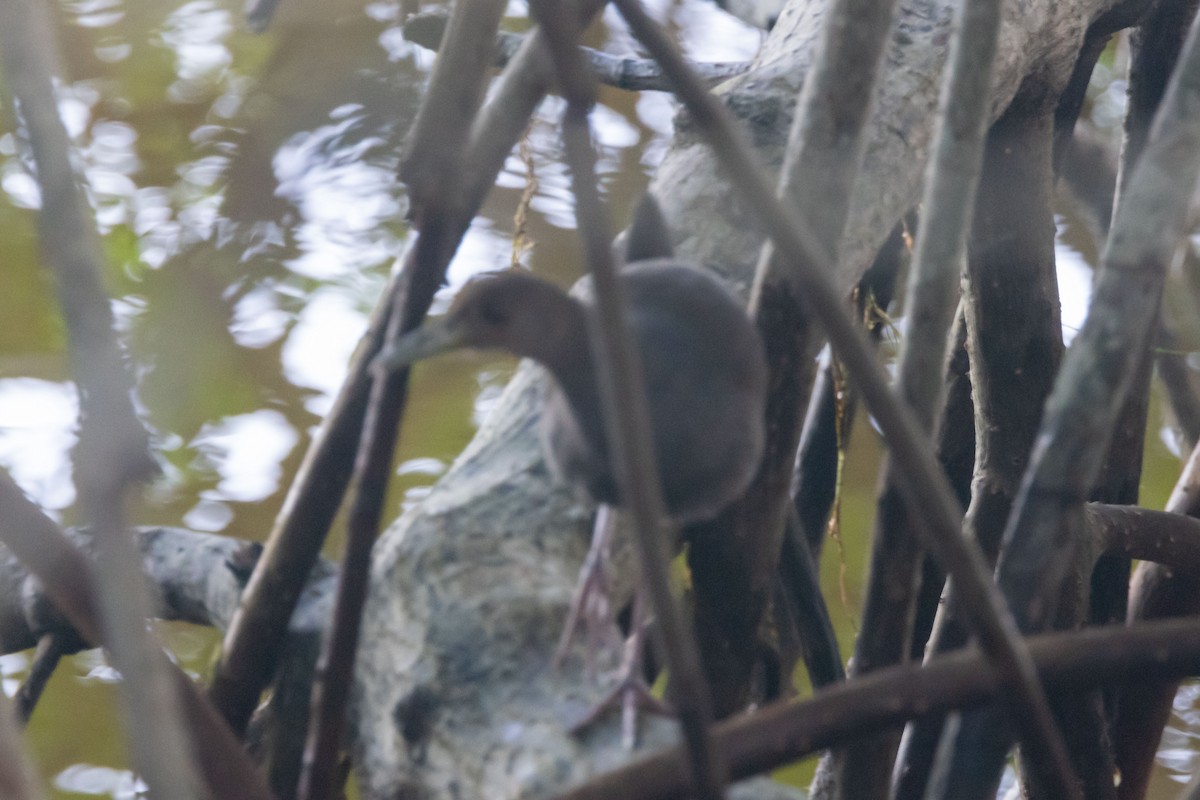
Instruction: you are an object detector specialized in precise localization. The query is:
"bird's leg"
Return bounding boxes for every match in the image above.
[556,506,674,747]
[567,589,673,748]
[618,590,673,748]
[621,591,648,746]
[554,504,623,670]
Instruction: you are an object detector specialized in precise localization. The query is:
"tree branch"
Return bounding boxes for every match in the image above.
[554,618,1200,800]
[402,10,752,92]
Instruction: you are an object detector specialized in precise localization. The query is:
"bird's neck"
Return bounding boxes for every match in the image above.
[512,290,600,429]
[522,292,591,371]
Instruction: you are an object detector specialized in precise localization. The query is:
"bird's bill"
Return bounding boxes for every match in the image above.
[374,322,466,374]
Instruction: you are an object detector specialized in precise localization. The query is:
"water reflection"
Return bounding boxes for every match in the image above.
[273,109,406,277]
[0,378,78,512]
[63,0,126,30]
[0,0,734,783]
[192,408,298,501]
[603,0,764,62]
[281,287,369,412]
[1158,683,1200,782]
[1054,215,1096,346]
[158,1,234,88]
[0,0,434,792]
[54,765,144,799]
[0,652,31,699]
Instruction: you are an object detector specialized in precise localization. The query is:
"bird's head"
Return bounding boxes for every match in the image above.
[441,271,533,350]
[375,270,575,373]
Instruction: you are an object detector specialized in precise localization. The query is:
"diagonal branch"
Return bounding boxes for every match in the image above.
[0,472,275,800]
[402,10,751,91]
[296,3,508,797]
[0,0,198,795]
[937,2,1200,795]
[211,0,609,742]
[529,3,726,798]
[612,2,1077,796]
[841,0,1005,792]
[690,0,902,721]
[554,617,1200,800]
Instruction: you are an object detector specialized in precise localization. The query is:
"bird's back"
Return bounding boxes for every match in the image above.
[541,260,768,523]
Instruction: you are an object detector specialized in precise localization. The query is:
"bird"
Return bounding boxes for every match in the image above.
[376,194,768,741]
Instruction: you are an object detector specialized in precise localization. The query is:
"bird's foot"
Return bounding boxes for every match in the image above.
[566,591,670,749]
[567,664,673,749]
[554,506,623,671]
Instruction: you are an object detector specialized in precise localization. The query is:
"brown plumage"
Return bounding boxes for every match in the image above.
[381,249,767,523]
[379,196,769,742]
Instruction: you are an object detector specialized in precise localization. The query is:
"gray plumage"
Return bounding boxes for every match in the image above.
[379,197,768,522]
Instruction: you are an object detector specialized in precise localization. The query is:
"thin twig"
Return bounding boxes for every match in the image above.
[210,269,403,736]
[0,2,151,478]
[612,2,1076,796]
[1059,125,1200,451]
[898,0,1000,437]
[295,268,414,800]
[511,128,539,268]
[212,0,608,744]
[779,510,844,688]
[841,0,1005,791]
[791,223,905,560]
[0,0,200,795]
[688,0,901,720]
[994,0,1200,713]
[400,1,509,211]
[1089,501,1200,568]
[1118,439,1200,798]
[529,3,726,799]
[461,0,609,208]
[16,634,73,724]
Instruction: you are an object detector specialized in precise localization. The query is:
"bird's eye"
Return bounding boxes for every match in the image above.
[480,301,507,326]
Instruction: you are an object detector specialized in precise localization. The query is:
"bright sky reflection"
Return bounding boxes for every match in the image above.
[0,378,78,511]
[54,764,143,799]
[1055,221,1096,346]
[192,409,299,502]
